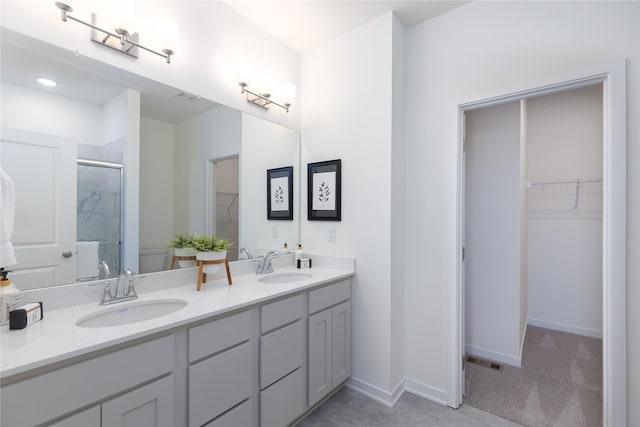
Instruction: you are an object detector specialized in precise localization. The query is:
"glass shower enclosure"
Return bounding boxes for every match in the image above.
[76,159,123,280]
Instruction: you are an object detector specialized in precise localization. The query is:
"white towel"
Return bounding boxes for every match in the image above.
[76,241,100,280]
[0,168,17,267]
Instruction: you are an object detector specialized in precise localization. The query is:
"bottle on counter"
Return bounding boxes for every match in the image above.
[1,268,20,326]
[295,244,303,267]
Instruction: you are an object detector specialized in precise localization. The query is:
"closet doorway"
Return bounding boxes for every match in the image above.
[462,84,603,426]
[208,157,239,261]
[450,62,627,427]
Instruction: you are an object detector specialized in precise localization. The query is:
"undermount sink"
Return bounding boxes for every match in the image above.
[257,271,312,284]
[76,299,188,328]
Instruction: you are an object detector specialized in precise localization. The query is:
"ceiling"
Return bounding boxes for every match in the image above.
[0,29,217,124]
[1,2,468,118]
[224,1,469,53]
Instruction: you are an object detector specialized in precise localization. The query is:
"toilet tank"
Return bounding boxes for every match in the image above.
[139,248,169,273]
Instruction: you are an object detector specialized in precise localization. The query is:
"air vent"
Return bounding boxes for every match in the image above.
[465,355,503,371]
[175,91,200,102]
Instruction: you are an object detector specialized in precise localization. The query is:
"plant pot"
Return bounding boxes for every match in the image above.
[175,248,197,268]
[196,251,227,275]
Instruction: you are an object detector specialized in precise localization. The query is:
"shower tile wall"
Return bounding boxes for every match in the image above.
[77,139,124,275]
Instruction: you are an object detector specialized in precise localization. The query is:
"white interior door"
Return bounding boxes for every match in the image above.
[0,128,76,289]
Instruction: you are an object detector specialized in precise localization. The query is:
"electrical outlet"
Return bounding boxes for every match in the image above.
[328,226,336,242]
[272,226,278,238]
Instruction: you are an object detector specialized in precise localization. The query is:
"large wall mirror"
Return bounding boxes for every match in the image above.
[0,29,300,291]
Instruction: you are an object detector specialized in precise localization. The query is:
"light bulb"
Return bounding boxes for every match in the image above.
[153,18,179,47]
[37,77,58,87]
[257,73,275,97]
[236,60,254,86]
[281,82,296,105]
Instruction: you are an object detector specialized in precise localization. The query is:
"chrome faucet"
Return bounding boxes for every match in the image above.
[99,269,140,305]
[256,251,279,275]
[239,247,253,259]
[98,261,110,279]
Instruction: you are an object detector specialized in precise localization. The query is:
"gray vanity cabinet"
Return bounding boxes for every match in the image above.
[101,374,174,427]
[2,335,175,427]
[308,280,352,407]
[47,406,101,427]
[50,376,174,427]
[259,294,307,427]
[2,276,353,427]
[187,309,256,427]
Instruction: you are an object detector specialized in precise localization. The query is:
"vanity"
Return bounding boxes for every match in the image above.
[0,258,354,427]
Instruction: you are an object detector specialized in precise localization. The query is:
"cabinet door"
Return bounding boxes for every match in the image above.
[332,301,352,386]
[47,406,101,427]
[308,309,332,407]
[102,375,174,427]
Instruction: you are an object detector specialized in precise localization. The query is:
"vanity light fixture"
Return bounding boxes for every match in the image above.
[54,2,175,64]
[239,82,291,113]
[36,77,58,87]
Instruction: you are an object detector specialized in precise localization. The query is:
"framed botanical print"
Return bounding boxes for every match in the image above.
[267,166,293,220]
[307,159,341,221]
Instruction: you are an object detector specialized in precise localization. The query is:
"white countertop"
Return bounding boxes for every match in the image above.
[0,264,354,380]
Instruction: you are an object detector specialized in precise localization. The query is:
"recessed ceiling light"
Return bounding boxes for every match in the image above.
[36,77,58,87]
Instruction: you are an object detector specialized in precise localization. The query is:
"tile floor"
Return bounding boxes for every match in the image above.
[296,386,522,427]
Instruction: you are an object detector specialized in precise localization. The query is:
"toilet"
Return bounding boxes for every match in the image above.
[139,248,169,273]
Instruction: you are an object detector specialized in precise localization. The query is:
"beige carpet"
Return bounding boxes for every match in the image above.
[464,325,602,427]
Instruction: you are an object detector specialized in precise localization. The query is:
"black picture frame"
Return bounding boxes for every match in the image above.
[267,166,294,220]
[308,159,341,221]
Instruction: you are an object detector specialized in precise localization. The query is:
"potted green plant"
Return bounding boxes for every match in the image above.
[166,233,197,268]
[193,235,232,275]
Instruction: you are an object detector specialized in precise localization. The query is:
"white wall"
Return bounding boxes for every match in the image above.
[390,14,406,396]
[240,113,299,255]
[173,105,242,237]
[519,100,528,347]
[1,81,102,144]
[139,117,174,251]
[464,101,524,366]
[404,1,639,422]
[0,0,300,131]
[301,13,398,400]
[103,89,140,272]
[526,84,603,338]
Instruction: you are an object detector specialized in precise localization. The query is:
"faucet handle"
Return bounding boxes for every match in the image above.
[127,280,137,298]
[100,282,113,305]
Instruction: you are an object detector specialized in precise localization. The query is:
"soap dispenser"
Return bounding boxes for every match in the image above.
[0,268,21,326]
[295,244,303,267]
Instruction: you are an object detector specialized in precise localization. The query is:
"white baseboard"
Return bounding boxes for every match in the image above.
[403,379,448,406]
[528,318,602,339]
[345,377,404,407]
[465,344,522,367]
[346,376,449,409]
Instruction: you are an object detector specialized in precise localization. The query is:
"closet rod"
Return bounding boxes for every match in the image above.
[528,178,602,186]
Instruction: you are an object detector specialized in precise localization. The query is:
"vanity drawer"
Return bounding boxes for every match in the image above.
[260,320,304,389]
[188,341,253,427]
[308,280,351,315]
[260,293,304,334]
[203,398,253,427]
[260,368,306,427]
[189,309,252,363]
[1,335,174,427]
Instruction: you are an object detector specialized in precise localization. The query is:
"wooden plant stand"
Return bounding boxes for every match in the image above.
[169,255,197,270]
[196,258,232,291]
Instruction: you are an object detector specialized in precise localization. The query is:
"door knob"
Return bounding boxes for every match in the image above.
[62,250,73,258]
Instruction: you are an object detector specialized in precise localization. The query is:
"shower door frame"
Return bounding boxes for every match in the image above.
[77,158,125,276]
